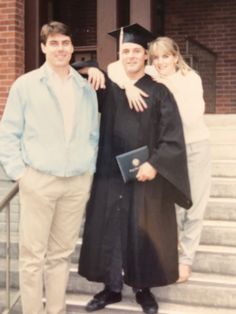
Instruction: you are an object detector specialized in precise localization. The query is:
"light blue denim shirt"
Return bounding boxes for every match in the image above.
[0,63,99,180]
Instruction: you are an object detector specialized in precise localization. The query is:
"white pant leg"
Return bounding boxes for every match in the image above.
[44,172,92,314]
[19,168,58,314]
[176,140,211,265]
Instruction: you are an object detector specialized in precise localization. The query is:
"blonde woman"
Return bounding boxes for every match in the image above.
[107,36,211,283]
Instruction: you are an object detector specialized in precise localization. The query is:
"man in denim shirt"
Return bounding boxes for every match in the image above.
[0,21,99,314]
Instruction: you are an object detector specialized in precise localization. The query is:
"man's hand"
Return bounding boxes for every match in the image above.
[124,83,149,112]
[136,162,157,182]
[88,67,106,90]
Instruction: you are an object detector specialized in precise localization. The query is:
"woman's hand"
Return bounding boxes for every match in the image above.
[87,67,106,90]
[124,83,149,112]
[136,162,157,182]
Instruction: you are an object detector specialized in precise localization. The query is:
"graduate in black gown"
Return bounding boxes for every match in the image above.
[73,24,192,314]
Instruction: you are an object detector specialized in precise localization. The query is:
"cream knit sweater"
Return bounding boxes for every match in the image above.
[108,61,209,144]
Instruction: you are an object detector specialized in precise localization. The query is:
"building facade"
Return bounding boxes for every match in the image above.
[0,0,235,116]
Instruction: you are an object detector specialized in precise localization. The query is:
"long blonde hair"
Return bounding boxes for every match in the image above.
[148,37,191,75]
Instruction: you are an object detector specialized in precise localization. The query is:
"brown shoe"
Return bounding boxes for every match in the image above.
[176,264,191,283]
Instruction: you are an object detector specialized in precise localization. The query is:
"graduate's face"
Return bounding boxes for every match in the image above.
[41,33,74,70]
[151,49,178,77]
[120,43,147,79]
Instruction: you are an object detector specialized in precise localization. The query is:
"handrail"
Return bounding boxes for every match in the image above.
[185,36,217,58]
[0,182,20,313]
[0,183,19,211]
[184,36,217,113]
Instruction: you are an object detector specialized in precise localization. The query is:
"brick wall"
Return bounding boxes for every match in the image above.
[0,0,24,117]
[164,0,236,113]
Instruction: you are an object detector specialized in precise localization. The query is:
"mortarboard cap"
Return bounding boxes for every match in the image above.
[108,23,155,49]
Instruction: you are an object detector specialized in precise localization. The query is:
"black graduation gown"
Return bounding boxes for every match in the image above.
[79,74,192,288]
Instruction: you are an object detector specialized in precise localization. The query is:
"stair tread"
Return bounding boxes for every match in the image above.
[3,257,233,288]
[211,177,236,182]
[68,267,236,287]
[198,244,236,254]
[65,293,236,314]
[1,289,234,314]
[212,159,236,163]
[208,197,236,203]
[189,271,236,286]
[77,239,236,255]
[203,220,236,227]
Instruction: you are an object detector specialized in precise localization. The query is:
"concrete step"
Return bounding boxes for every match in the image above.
[209,128,236,144]
[3,200,236,233]
[0,234,19,259]
[3,291,236,314]
[211,160,236,177]
[67,271,236,309]
[210,177,236,198]
[72,239,236,275]
[0,259,19,289]
[193,245,236,275]
[0,222,19,233]
[0,204,19,233]
[1,239,236,276]
[210,143,236,160]
[65,293,236,314]
[204,114,236,127]
[201,220,236,246]
[0,220,19,234]
[205,197,236,221]
[1,259,236,309]
[2,197,236,232]
[7,194,236,230]
[3,183,236,227]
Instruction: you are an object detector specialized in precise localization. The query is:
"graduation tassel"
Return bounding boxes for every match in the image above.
[119,27,124,59]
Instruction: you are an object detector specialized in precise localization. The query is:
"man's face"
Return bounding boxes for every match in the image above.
[120,43,147,78]
[41,33,74,70]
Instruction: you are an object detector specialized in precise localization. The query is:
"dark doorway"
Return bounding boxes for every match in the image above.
[52,0,97,62]
[25,0,97,71]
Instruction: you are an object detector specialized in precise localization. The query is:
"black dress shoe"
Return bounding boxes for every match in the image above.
[85,287,122,312]
[135,288,158,314]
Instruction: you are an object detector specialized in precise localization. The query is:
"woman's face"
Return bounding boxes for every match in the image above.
[151,48,178,77]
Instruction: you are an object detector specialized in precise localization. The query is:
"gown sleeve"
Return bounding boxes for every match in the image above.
[148,84,192,209]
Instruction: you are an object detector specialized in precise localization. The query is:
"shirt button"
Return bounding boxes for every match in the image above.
[119,195,123,199]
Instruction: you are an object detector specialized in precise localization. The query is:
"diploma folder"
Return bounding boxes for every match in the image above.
[116,146,149,183]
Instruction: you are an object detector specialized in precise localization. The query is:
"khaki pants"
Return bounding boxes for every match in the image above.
[18,167,92,314]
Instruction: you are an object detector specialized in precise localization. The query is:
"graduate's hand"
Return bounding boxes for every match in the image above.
[124,83,149,112]
[136,162,157,182]
[88,67,106,90]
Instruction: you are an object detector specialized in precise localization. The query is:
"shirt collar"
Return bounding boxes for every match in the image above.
[45,62,74,81]
[39,62,87,87]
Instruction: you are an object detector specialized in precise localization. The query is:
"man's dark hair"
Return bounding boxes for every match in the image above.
[40,21,72,44]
